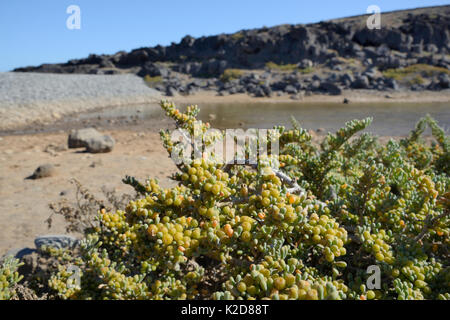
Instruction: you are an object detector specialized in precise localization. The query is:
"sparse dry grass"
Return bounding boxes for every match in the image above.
[265,61,314,74]
[143,75,163,85]
[383,64,450,81]
[219,69,244,83]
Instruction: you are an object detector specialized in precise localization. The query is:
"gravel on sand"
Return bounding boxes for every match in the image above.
[0,72,162,130]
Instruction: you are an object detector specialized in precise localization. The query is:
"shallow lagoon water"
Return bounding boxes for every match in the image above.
[81,101,450,136]
[198,102,449,135]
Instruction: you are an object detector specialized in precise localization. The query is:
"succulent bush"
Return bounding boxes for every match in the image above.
[49,101,449,300]
[0,256,24,300]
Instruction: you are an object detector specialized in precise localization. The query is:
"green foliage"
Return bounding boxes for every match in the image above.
[265,62,298,71]
[265,62,313,74]
[49,101,449,300]
[220,69,244,83]
[231,32,244,41]
[408,75,425,86]
[143,75,163,85]
[400,115,450,175]
[382,64,450,81]
[0,257,23,300]
[298,66,314,74]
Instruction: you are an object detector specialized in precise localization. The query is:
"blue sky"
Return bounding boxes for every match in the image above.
[0,0,448,71]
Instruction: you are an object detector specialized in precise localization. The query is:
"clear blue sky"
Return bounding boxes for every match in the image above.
[0,0,448,71]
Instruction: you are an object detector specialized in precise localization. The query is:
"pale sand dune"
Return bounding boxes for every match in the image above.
[0,72,162,131]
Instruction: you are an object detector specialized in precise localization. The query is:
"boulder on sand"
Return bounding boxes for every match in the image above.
[68,128,115,153]
[34,235,79,251]
[29,164,56,179]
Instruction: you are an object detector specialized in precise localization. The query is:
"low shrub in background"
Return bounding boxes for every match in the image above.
[220,69,244,83]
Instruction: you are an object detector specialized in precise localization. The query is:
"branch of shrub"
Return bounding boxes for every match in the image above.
[415,208,449,242]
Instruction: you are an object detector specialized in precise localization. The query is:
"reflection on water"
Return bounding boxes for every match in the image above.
[83,101,449,136]
[193,102,450,136]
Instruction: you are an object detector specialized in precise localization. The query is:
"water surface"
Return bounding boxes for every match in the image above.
[193,102,449,136]
[90,101,449,136]
[12,101,445,137]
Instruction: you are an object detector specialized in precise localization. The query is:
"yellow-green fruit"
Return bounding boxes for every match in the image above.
[211,184,221,195]
[241,221,252,232]
[367,290,376,300]
[414,280,426,289]
[237,282,247,293]
[274,277,286,291]
[289,287,299,299]
[392,269,400,277]
[325,252,335,262]
[241,231,251,242]
[285,274,295,287]
[306,289,318,300]
[162,234,173,245]
[375,252,384,261]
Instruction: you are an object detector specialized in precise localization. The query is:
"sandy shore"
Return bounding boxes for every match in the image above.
[171,90,450,105]
[0,128,180,256]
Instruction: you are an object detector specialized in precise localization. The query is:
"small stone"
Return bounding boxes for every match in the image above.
[89,160,103,168]
[68,128,100,149]
[45,143,67,153]
[320,82,342,95]
[30,164,56,179]
[34,235,79,250]
[284,85,297,94]
[166,87,178,97]
[0,248,36,263]
[68,128,115,153]
[86,135,115,153]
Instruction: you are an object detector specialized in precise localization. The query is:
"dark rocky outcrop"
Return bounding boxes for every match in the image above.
[13,6,450,95]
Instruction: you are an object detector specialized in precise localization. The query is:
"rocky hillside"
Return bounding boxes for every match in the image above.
[15,5,450,98]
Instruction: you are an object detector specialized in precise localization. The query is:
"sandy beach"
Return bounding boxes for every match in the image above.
[0,128,180,256]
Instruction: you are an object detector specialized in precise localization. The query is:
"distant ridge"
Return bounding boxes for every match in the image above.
[14,5,450,97]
